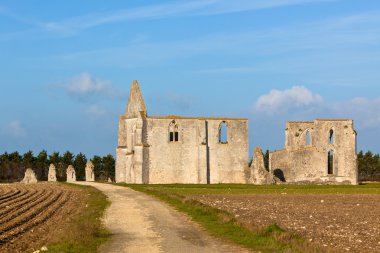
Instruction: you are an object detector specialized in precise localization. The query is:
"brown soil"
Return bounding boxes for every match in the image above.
[192,194,380,253]
[0,183,85,253]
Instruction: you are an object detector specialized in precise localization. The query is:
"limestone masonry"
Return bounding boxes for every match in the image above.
[22,168,38,184]
[85,161,95,182]
[66,165,76,182]
[48,164,57,182]
[116,81,358,185]
[270,120,358,184]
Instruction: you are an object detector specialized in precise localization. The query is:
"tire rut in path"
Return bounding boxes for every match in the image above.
[74,182,251,253]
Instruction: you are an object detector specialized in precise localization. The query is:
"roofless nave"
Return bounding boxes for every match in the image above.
[116,81,358,185]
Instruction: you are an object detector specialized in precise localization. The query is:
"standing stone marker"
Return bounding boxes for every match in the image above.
[66,165,76,182]
[48,164,57,182]
[251,146,274,185]
[22,168,38,184]
[85,161,95,182]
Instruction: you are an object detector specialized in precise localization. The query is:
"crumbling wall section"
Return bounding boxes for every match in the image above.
[250,147,274,184]
[270,119,358,185]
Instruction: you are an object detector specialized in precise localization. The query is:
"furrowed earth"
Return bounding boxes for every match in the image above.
[191,193,380,253]
[0,183,84,253]
[1,182,380,253]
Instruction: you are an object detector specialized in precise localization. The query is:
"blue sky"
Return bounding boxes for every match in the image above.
[1,0,380,157]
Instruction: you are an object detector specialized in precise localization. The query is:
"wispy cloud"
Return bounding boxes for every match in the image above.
[149,91,197,114]
[0,6,5,13]
[85,105,108,120]
[63,72,122,100]
[332,97,380,129]
[55,9,380,72]
[1,120,27,138]
[38,0,336,36]
[196,0,337,15]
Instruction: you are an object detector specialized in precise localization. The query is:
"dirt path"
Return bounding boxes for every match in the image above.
[75,182,250,253]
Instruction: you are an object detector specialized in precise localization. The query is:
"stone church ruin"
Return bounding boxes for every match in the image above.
[116,81,358,185]
[116,81,248,184]
[270,120,358,185]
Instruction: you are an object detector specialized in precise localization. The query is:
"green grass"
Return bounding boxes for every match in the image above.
[46,183,111,253]
[124,183,380,195]
[118,183,343,253]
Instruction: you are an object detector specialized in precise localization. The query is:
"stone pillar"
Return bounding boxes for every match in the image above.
[48,164,57,182]
[22,168,38,184]
[66,165,76,182]
[251,147,274,185]
[85,161,95,182]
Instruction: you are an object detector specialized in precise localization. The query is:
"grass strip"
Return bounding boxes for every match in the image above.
[47,183,111,253]
[119,184,324,253]
[128,183,380,195]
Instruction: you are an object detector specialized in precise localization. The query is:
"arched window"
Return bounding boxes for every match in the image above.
[306,130,311,145]
[329,129,334,144]
[169,121,179,142]
[328,150,334,175]
[219,121,228,144]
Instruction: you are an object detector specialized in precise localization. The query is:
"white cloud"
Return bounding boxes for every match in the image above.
[254,86,324,113]
[253,86,380,131]
[65,72,120,99]
[2,120,26,138]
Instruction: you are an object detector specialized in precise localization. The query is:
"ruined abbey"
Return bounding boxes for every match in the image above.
[116,81,358,185]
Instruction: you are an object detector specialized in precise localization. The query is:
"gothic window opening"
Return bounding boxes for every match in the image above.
[306,130,311,145]
[328,150,334,175]
[219,121,228,144]
[329,129,334,144]
[169,121,179,142]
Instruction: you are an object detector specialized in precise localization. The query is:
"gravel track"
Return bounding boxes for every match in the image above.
[75,182,252,253]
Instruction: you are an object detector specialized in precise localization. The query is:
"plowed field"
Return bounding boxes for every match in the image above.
[193,194,380,253]
[0,183,83,253]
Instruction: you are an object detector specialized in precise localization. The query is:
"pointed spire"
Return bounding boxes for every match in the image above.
[125,80,147,118]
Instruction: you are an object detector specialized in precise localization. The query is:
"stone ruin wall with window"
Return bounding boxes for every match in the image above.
[142,117,248,184]
[116,81,358,185]
[269,119,358,185]
[116,81,248,184]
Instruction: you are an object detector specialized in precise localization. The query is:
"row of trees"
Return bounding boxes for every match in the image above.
[358,151,380,181]
[0,150,115,183]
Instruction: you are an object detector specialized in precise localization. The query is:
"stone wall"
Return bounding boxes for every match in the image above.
[145,117,248,184]
[270,119,358,185]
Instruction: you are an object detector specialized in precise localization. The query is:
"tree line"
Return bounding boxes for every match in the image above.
[358,151,380,181]
[0,150,115,183]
